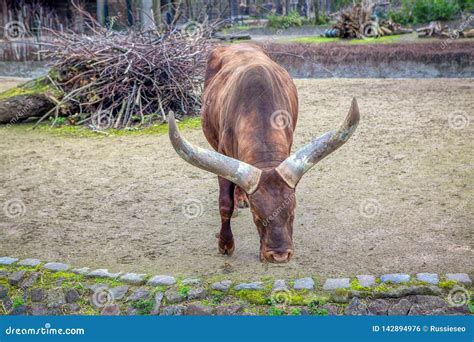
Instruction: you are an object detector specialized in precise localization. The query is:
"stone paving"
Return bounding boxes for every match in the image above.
[0,256,472,316]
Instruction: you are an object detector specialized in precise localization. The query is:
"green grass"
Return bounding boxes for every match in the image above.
[268,305,285,316]
[348,35,402,44]
[131,298,154,315]
[202,291,225,306]
[35,270,86,290]
[285,36,340,44]
[5,117,202,138]
[178,284,191,297]
[285,34,402,45]
[12,296,25,308]
[290,307,302,315]
[308,300,329,316]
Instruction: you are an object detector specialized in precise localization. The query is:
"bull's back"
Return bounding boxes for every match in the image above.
[201,44,298,157]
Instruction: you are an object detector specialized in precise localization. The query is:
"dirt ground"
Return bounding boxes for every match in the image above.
[0,78,472,280]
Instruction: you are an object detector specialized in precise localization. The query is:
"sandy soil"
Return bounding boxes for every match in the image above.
[0,78,472,280]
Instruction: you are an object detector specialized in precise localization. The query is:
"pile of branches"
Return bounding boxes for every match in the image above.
[334,4,374,39]
[326,4,412,39]
[41,18,216,129]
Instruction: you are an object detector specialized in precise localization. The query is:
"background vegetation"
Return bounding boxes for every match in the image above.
[388,0,472,24]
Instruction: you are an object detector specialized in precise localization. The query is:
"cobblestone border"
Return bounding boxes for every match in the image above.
[0,256,472,316]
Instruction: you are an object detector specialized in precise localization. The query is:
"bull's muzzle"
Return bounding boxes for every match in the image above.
[262,248,294,263]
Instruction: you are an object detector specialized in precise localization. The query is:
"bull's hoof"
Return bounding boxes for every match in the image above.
[216,233,235,256]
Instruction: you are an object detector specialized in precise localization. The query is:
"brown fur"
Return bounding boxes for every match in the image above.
[202,44,298,166]
[201,44,299,262]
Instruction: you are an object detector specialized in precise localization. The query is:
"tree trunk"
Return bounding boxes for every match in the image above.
[313,0,319,23]
[153,0,162,28]
[0,94,54,125]
[96,0,105,26]
[141,0,154,29]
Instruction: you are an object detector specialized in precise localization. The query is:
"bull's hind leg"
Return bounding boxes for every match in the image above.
[216,176,235,255]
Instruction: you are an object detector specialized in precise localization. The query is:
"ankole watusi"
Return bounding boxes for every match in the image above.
[169,44,359,263]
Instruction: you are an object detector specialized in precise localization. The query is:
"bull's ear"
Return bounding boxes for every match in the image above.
[168,111,262,194]
[276,98,360,188]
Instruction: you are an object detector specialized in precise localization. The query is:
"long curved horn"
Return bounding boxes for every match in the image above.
[168,112,262,194]
[276,98,360,188]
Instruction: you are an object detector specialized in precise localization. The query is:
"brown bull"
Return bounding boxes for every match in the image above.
[169,44,359,263]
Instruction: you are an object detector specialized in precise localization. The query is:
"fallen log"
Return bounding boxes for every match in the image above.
[0,78,59,125]
[461,28,474,38]
[417,21,449,38]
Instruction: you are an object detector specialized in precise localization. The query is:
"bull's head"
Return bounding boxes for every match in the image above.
[168,98,359,263]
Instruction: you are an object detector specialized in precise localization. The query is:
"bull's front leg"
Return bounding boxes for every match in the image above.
[216,176,235,255]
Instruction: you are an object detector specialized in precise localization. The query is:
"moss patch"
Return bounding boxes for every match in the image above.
[350,279,370,291]
[230,289,269,305]
[0,77,62,100]
[7,117,201,138]
[92,277,125,288]
[373,283,391,293]
[438,280,457,289]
